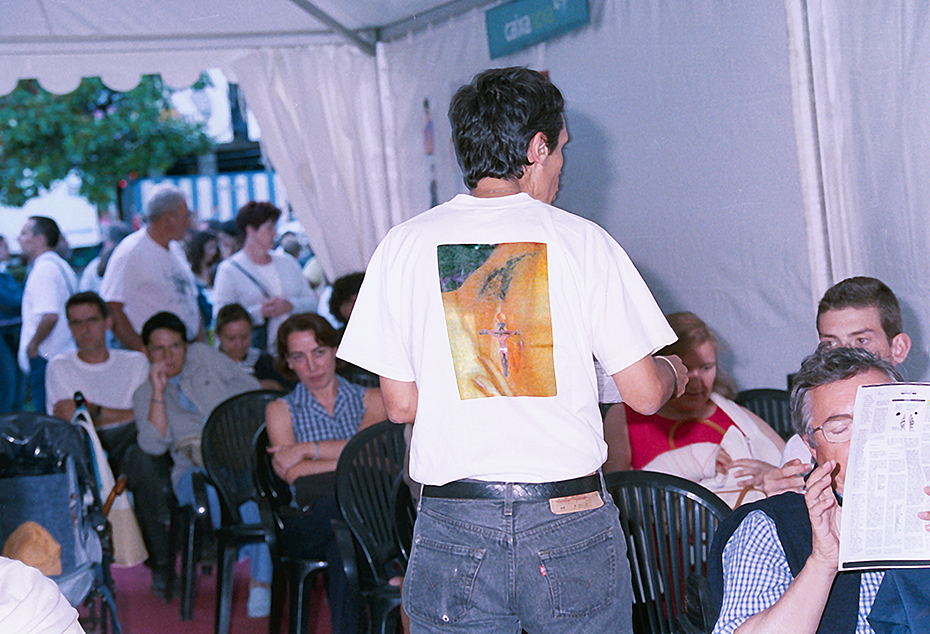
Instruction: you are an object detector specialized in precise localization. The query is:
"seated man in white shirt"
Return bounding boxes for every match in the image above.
[763,277,911,496]
[45,291,176,600]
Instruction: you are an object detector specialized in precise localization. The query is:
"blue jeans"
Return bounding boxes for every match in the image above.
[403,483,633,634]
[0,328,22,413]
[280,496,357,634]
[175,468,272,584]
[28,355,48,413]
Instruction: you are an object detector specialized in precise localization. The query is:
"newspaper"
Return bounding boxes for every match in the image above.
[839,383,930,571]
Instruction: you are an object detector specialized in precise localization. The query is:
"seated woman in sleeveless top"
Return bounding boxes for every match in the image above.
[602,311,785,507]
[265,312,386,634]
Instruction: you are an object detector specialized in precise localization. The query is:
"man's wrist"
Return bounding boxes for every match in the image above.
[805,552,839,578]
[655,356,676,386]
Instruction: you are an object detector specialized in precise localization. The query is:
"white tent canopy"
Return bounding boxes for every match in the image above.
[1,0,492,94]
[4,0,928,389]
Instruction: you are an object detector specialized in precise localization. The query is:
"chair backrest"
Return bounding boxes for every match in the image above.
[201,389,284,522]
[391,474,417,565]
[334,420,406,586]
[605,470,731,634]
[735,388,793,440]
[251,424,293,515]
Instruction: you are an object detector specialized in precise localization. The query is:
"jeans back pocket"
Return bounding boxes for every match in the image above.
[404,534,486,626]
[538,528,617,617]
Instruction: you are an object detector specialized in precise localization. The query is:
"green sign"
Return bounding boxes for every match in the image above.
[486,0,589,60]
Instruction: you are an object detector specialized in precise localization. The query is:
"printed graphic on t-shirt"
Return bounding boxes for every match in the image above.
[437,242,556,399]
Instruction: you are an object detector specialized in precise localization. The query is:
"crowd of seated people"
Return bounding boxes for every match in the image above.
[0,188,393,628]
[5,175,930,634]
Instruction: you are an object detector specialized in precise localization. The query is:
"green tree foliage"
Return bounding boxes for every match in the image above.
[0,75,213,208]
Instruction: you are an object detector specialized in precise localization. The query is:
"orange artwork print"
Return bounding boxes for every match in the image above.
[437,242,556,399]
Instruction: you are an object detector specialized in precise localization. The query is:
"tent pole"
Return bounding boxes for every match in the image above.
[285,0,376,55]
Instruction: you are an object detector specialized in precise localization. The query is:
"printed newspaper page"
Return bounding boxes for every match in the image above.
[839,383,930,571]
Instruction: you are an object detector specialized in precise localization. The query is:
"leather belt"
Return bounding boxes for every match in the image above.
[422,473,600,501]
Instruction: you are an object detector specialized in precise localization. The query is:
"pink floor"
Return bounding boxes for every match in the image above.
[98,560,332,634]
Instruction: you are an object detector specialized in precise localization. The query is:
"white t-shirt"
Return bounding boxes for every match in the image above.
[338,193,675,485]
[212,250,318,351]
[0,557,85,634]
[78,256,102,293]
[18,252,77,372]
[99,229,201,340]
[45,349,149,420]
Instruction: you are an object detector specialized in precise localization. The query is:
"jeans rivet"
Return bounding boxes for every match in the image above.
[442,615,450,622]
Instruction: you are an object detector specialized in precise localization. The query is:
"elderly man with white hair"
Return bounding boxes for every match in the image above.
[100,185,203,352]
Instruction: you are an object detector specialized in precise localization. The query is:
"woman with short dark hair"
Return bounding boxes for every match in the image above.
[211,202,317,352]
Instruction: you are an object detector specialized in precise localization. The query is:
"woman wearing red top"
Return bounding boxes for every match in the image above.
[602,312,785,506]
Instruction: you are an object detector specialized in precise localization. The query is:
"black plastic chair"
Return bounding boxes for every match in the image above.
[606,470,731,634]
[252,425,329,634]
[390,475,417,565]
[735,388,793,440]
[333,420,407,634]
[0,412,121,634]
[187,389,284,634]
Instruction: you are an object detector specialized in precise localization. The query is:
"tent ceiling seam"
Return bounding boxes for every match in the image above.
[284,0,376,55]
[377,0,499,41]
[36,0,53,35]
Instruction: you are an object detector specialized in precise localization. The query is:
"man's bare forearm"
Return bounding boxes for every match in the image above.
[107,303,144,352]
[27,313,58,357]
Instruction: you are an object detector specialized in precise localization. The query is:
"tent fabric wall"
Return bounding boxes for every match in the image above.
[230,46,391,279]
[802,1,930,380]
[10,0,926,387]
[378,0,816,390]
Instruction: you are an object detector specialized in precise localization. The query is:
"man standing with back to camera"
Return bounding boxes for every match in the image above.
[338,67,687,633]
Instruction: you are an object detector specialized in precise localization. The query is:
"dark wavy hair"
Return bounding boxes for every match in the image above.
[329,272,365,324]
[235,201,281,237]
[185,230,219,277]
[817,276,903,341]
[449,67,564,190]
[275,313,340,380]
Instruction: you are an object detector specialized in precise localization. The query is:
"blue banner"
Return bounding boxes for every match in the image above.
[486,0,589,60]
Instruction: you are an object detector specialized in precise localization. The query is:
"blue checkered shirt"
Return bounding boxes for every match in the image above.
[284,375,366,443]
[713,510,883,634]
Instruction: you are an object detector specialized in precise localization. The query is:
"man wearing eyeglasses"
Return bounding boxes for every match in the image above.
[763,277,912,497]
[46,291,175,599]
[710,345,906,634]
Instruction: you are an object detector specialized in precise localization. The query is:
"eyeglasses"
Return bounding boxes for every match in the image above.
[810,419,853,444]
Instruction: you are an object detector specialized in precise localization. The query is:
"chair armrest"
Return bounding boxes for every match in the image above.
[332,518,363,605]
[682,572,715,634]
[190,470,214,528]
[253,496,281,556]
